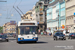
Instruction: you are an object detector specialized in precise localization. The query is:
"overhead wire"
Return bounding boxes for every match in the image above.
[4,0,10,25]
[6,0,22,24]
[9,0,17,18]
[10,0,17,13]
[13,0,22,23]
[11,0,22,18]
[6,0,10,19]
[11,0,22,14]
[17,0,22,6]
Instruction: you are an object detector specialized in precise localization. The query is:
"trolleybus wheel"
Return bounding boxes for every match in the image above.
[34,41,37,43]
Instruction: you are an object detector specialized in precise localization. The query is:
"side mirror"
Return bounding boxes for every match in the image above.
[16,25,18,30]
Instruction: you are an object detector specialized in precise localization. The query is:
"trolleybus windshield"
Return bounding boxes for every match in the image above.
[19,26,37,35]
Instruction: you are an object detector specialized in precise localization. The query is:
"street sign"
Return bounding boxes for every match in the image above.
[62,25,65,29]
[74,13,75,15]
[38,22,39,24]
[62,25,64,26]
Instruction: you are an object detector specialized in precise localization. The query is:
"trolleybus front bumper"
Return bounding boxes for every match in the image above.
[18,37,38,42]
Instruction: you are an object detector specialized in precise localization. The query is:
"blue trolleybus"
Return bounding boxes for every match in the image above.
[16,19,38,43]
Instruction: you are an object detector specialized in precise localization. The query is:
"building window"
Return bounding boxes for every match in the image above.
[40,25,43,28]
[30,14,32,17]
[74,27,75,29]
[61,10,65,16]
[39,3,42,6]
[39,14,43,17]
[66,0,71,2]
[30,18,32,20]
[40,17,43,21]
[26,17,28,19]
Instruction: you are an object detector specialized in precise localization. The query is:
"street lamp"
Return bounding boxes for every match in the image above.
[0,14,2,16]
[58,14,59,31]
[11,14,13,16]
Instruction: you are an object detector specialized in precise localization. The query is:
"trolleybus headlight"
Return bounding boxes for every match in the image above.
[20,38,23,40]
[33,38,37,39]
[6,38,8,39]
[33,32,35,34]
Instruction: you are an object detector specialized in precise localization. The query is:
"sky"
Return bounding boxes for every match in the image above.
[0,0,39,26]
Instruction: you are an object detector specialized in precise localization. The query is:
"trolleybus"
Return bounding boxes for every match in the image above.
[16,19,38,43]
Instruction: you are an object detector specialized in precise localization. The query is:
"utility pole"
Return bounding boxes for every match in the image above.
[58,14,59,31]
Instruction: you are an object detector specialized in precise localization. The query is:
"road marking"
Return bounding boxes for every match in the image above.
[67,40,75,41]
[10,41,14,42]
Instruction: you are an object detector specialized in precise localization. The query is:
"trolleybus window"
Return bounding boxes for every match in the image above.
[20,28,24,35]
[20,26,37,35]
[21,23,35,25]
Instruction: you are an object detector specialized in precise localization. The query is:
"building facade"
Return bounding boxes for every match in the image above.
[47,0,66,34]
[3,21,16,33]
[65,0,75,33]
[35,0,49,32]
[3,22,10,33]
[32,6,37,21]
[21,10,33,20]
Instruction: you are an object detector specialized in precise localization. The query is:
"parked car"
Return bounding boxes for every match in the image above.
[53,32,66,40]
[13,33,16,38]
[7,33,14,37]
[68,33,75,39]
[64,32,69,37]
[0,34,9,42]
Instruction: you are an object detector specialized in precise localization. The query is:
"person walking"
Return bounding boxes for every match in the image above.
[41,31,43,35]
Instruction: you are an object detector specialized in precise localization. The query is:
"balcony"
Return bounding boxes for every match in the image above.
[39,12,43,14]
[39,8,43,11]
[39,22,44,24]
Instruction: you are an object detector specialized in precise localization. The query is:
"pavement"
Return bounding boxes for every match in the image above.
[0,36,75,50]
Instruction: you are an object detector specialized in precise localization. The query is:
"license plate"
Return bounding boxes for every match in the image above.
[59,37,63,38]
[20,38,23,40]
[27,36,29,38]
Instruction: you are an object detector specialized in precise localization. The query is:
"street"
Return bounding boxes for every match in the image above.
[0,36,75,50]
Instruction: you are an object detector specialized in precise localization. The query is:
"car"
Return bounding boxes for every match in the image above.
[68,33,75,39]
[10,33,14,37]
[7,33,14,37]
[64,32,70,37]
[0,34,9,42]
[13,33,16,38]
[53,32,66,40]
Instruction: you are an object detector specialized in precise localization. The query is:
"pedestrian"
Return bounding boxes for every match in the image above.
[51,33,52,36]
[38,32,40,35]
[41,31,43,35]
[44,31,47,35]
[49,33,51,36]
